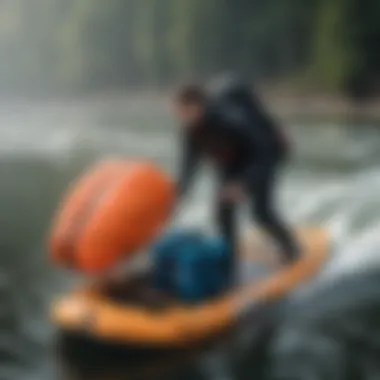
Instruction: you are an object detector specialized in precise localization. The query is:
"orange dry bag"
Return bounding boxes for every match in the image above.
[49,159,175,274]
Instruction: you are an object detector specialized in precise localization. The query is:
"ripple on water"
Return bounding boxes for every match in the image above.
[0,102,379,380]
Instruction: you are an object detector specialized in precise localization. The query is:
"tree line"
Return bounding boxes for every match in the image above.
[0,0,378,98]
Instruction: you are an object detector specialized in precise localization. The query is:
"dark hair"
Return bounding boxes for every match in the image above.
[175,83,207,105]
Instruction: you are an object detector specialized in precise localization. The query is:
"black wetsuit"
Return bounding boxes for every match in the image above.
[177,77,299,280]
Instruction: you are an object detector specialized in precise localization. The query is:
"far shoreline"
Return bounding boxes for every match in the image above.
[0,87,378,125]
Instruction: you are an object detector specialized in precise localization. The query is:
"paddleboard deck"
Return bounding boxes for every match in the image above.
[51,227,330,348]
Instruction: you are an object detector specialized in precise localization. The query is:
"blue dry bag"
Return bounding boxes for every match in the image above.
[152,229,230,303]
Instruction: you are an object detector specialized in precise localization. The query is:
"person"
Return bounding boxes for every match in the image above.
[173,75,300,286]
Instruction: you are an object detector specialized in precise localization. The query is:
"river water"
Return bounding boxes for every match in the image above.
[1,98,380,380]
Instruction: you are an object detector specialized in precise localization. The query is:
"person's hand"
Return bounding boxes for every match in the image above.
[220,182,246,203]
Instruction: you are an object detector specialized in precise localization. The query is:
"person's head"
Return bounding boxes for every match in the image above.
[173,83,207,126]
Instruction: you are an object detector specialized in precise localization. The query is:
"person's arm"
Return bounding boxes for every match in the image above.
[216,106,275,189]
[238,112,282,189]
[177,131,201,198]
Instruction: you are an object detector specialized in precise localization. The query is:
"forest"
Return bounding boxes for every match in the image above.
[0,0,378,98]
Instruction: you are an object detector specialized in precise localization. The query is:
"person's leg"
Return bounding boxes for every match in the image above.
[215,172,237,286]
[249,161,299,263]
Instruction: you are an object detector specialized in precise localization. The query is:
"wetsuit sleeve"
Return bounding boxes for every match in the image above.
[216,107,278,188]
[222,107,276,156]
[240,109,282,188]
[177,131,200,198]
